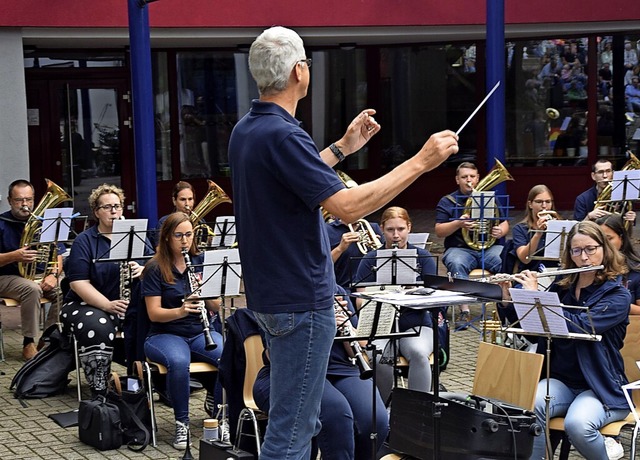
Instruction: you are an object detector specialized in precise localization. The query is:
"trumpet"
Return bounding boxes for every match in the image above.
[484,265,604,284]
[182,248,217,351]
[348,220,383,254]
[335,298,373,380]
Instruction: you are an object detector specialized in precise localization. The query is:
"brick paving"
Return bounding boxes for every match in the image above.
[0,209,631,459]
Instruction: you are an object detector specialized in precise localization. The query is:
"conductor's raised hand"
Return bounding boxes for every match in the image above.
[416,130,459,172]
[337,109,381,156]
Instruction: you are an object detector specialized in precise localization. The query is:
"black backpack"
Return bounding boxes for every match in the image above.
[10,325,75,398]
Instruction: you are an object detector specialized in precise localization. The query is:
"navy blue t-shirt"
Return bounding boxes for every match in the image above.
[229,100,344,313]
[512,222,559,272]
[574,186,598,221]
[627,269,640,303]
[141,253,206,338]
[0,211,26,276]
[355,245,438,330]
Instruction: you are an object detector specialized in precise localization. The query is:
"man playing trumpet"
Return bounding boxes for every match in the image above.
[0,180,64,360]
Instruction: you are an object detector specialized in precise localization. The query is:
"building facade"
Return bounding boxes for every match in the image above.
[2,1,640,217]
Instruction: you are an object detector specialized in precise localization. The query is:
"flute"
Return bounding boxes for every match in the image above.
[484,265,604,283]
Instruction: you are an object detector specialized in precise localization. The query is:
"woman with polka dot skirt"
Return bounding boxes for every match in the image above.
[60,184,146,395]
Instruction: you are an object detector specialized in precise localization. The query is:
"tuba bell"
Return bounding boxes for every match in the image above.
[594,152,640,231]
[461,159,514,251]
[19,178,73,281]
[191,180,232,249]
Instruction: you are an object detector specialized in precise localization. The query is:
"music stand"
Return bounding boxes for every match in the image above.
[506,288,600,459]
[199,248,243,429]
[210,216,237,249]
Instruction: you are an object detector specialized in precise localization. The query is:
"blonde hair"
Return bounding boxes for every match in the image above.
[88,184,125,212]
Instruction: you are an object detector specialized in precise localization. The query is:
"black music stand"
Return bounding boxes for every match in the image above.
[602,170,640,218]
[199,248,243,427]
[505,288,600,459]
[210,216,237,249]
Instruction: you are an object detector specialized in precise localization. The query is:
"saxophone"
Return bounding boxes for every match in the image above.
[19,179,72,281]
[182,248,217,350]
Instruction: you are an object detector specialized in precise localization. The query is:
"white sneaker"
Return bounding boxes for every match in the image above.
[173,420,190,450]
[219,419,231,443]
[604,436,624,460]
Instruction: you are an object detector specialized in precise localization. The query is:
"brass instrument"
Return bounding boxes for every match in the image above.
[19,178,72,281]
[323,170,382,253]
[545,108,560,120]
[461,160,514,250]
[481,310,502,344]
[594,152,640,230]
[537,210,558,223]
[190,180,232,249]
[335,298,373,380]
[182,248,217,351]
[484,264,604,284]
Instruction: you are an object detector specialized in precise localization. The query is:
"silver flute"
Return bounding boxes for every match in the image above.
[484,265,604,283]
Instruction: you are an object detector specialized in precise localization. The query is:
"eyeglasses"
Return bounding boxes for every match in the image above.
[97,204,123,212]
[298,58,312,68]
[172,231,194,240]
[532,199,553,205]
[12,197,34,204]
[569,245,601,257]
[594,169,613,176]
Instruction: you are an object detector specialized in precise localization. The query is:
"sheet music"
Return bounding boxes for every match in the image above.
[201,249,242,297]
[611,170,640,201]
[509,288,569,335]
[544,219,578,259]
[375,249,418,285]
[212,216,237,247]
[470,191,496,220]
[40,208,74,243]
[356,301,396,336]
[407,232,430,249]
[109,219,148,260]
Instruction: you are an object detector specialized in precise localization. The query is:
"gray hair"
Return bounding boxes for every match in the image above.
[248,26,306,96]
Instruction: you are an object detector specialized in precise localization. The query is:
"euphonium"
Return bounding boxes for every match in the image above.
[19,178,72,281]
[537,210,558,223]
[191,180,232,249]
[461,160,514,250]
[594,152,640,230]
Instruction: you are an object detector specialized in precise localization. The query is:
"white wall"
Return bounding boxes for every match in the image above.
[0,29,29,212]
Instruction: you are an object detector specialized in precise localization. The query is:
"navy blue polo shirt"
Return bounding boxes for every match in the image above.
[0,211,26,276]
[512,222,559,272]
[141,254,205,337]
[229,100,344,313]
[574,186,598,221]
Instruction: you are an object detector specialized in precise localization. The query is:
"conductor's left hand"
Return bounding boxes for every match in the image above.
[338,109,381,155]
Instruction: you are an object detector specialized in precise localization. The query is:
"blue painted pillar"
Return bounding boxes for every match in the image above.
[486,0,505,193]
[127,0,158,227]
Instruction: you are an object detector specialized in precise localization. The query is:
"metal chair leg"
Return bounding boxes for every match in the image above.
[142,362,158,447]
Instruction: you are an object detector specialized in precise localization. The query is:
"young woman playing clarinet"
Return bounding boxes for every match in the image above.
[141,212,223,450]
[501,221,630,460]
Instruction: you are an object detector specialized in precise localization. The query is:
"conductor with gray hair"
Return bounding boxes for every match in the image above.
[229,25,459,459]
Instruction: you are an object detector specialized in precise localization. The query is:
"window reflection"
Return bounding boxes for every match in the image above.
[152,52,171,181]
[176,51,239,179]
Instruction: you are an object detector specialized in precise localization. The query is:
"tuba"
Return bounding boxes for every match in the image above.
[461,160,514,250]
[594,152,640,231]
[19,179,72,281]
[191,180,232,249]
[323,171,382,254]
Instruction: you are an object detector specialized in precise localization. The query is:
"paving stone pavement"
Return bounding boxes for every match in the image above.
[1,209,631,459]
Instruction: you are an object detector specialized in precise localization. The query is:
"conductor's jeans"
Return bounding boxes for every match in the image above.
[254,307,335,460]
[0,274,59,339]
[531,378,629,460]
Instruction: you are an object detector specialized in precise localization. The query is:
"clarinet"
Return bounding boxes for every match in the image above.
[182,248,217,351]
[118,261,131,320]
[335,299,373,380]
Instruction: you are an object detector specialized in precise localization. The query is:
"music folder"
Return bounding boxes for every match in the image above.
[421,274,502,302]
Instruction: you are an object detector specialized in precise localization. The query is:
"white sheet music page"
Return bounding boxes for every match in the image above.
[356,301,396,336]
[509,288,569,335]
[375,249,418,285]
[470,191,496,220]
[40,208,74,243]
[109,219,148,260]
[212,216,237,247]
[201,249,242,297]
[408,233,430,249]
[544,219,578,259]
[611,169,640,201]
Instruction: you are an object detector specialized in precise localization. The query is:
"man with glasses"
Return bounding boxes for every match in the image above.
[0,180,63,360]
[574,159,636,223]
[229,26,458,460]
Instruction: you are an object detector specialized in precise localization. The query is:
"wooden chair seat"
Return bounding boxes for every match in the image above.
[146,360,218,375]
[468,269,492,279]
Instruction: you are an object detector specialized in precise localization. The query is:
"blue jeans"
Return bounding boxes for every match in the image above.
[442,245,503,279]
[144,331,223,423]
[254,308,335,460]
[531,378,629,460]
